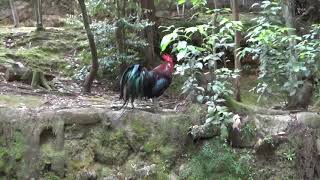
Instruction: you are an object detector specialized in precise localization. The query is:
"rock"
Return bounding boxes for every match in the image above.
[77,169,97,180]
[254,133,288,158]
[296,112,320,128]
[103,176,118,180]
[286,78,315,110]
[254,114,292,136]
[188,122,220,140]
[0,106,203,179]
[178,163,187,176]
[93,144,130,165]
[57,108,104,125]
[316,139,320,155]
[135,164,156,178]
[169,172,178,180]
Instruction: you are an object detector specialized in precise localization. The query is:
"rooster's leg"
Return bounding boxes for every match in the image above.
[152,98,161,112]
[131,98,135,109]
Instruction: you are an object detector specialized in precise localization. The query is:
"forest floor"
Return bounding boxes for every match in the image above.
[0,79,181,112]
[0,26,183,112]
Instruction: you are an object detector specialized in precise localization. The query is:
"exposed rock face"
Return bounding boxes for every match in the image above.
[0,106,202,179]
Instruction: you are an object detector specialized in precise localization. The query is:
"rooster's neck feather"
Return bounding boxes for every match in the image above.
[152,61,174,75]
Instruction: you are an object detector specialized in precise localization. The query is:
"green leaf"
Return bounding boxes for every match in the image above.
[219,18,229,26]
[292,64,300,72]
[187,45,199,55]
[220,124,228,140]
[197,25,207,36]
[176,49,187,61]
[177,0,186,5]
[196,86,205,92]
[177,41,187,50]
[208,106,216,114]
[195,62,203,69]
[160,33,177,52]
[185,27,198,34]
[197,95,204,103]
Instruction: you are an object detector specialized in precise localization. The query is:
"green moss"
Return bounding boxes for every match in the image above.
[10,131,25,161]
[141,115,197,173]
[15,47,64,70]
[93,129,131,165]
[0,147,7,171]
[67,145,94,171]
[41,172,60,180]
[0,130,26,178]
[143,137,160,153]
[40,143,64,168]
[0,27,86,76]
[131,119,151,144]
[146,171,170,180]
[159,145,177,162]
[99,166,113,177]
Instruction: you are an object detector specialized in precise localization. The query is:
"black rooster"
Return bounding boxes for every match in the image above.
[120,54,175,108]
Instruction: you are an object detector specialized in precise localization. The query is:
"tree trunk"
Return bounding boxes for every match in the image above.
[9,0,19,27]
[282,0,297,81]
[208,11,219,84]
[283,0,299,107]
[282,0,314,110]
[32,0,44,31]
[140,0,156,67]
[78,0,99,93]
[232,0,241,102]
[115,0,126,54]
[116,0,127,76]
[214,0,222,9]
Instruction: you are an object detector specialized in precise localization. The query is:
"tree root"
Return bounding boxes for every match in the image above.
[5,65,53,90]
[188,122,220,141]
[31,71,52,90]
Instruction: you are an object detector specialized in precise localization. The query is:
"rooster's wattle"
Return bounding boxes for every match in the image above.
[119,54,175,108]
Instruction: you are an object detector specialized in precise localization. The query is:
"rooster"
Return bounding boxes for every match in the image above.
[119,54,175,109]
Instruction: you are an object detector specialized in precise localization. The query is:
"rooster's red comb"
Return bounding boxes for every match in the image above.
[161,53,173,62]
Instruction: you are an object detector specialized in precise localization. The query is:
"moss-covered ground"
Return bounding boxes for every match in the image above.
[0,27,87,76]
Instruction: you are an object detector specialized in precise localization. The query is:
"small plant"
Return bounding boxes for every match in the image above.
[283,149,295,161]
[241,121,257,139]
[180,139,253,179]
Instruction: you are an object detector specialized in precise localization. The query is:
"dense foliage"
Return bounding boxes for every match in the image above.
[161,8,241,139]
[242,1,320,100]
